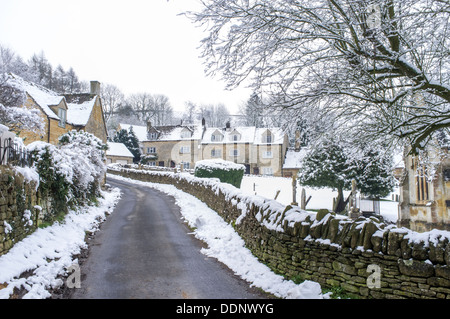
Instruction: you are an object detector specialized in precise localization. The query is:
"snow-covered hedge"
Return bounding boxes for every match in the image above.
[194,159,245,188]
[28,130,107,223]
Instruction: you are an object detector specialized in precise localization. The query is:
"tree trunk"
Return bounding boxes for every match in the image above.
[333,187,348,214]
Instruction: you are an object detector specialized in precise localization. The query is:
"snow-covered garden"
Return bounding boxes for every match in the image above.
[240,175,400,223]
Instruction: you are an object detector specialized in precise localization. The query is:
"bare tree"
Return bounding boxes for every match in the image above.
[101,83,125,124]
[187,0,450,152]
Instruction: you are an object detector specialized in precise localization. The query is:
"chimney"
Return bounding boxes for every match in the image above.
[226,121,231,132]
[294,129,301,152]
[147,121,152,132]
[90,81,101,96]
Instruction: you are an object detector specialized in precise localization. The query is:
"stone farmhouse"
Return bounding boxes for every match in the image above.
[119,119,289,176]
[4,73,107,145]
[398,136,450,232]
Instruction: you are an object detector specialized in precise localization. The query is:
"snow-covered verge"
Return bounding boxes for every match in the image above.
[107,173,330,299]
[0,187,121,299]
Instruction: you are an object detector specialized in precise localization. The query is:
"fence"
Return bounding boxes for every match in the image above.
[0,136,32,167]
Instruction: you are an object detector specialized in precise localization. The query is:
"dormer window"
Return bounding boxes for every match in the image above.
[211,133,223,142]
[230,134,241,141]
[181,130,191,139]
[58,108,66,128]
[148,132,158,140]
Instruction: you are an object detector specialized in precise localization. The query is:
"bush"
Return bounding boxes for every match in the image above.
[194,159,245,188]
[28,130,107,223]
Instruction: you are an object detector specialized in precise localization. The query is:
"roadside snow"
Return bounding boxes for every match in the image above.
[0,187,121,299]
[107,174,330,299]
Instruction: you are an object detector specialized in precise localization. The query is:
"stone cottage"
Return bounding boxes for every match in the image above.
[4,73,107,145]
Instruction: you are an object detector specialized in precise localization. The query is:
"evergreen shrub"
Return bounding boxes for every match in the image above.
[194,159,245,188]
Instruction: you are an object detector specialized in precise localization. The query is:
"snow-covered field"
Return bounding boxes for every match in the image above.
[240,175,400,223]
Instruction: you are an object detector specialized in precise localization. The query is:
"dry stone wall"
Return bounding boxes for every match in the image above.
[0,167,41,256]
[108,166,450,299]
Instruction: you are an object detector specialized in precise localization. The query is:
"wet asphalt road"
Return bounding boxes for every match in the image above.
[69,176,267,299]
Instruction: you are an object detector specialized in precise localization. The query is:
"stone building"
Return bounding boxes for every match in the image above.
[119,122,203,169]
[4,74,107,145]
[106,142,134,165]
[399,140,450,232]
[118,120,289,176]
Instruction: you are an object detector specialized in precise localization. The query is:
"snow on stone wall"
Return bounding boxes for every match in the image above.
[108,165,450,299]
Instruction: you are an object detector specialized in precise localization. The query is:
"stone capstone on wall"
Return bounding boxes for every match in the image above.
[107,165,450,299]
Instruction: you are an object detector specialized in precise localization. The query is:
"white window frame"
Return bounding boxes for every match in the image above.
[180,146,191,154]
[262,167,273,176]
[211,134,223,142]
[211,149,222,158]
[265,135,272,143]
[229,149,239,157]
[181,131,191,139]
[147,147,156,154]
[148,132,158,140]
[182,162,190,169]
[58,108,66,128]
[262,151,273,159]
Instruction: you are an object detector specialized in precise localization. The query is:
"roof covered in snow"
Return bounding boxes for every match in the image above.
[283,148,309,169]
[4,73,99,127]
[106,142,134,158]
[66,98,97,126]
[6,73,63,120]
[119,123,204,142]
[120,123,287,145]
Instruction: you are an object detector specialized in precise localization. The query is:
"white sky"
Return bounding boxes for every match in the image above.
[0,0,251,113]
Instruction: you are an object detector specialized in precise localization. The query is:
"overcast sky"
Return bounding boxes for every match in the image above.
[0,0,251,113]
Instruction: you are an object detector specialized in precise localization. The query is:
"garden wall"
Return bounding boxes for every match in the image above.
[108,165,450,299]
[0,166,41,256]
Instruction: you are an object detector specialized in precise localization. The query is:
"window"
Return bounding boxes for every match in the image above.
[444,168,450,182]
[262,151,273,159]
[182,162,190,169]
[58,108,66,128]
[413,158,429,202]
[262,167,273,176]
[230,134,240,141]
[265,135,272,143]
[211,149,222,158]
[229,149,239,157]
[148,161,156,166]
[147,147,156,154]
[180,146,190,154]
[211,134,223,142]
[148,132,158,140]
[181,131,191,139]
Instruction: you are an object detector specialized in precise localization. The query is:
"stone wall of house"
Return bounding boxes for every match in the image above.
[108,166,450,299]
[0,167,41,256]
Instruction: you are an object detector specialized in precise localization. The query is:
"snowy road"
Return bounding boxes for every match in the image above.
[69,177,267,299]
